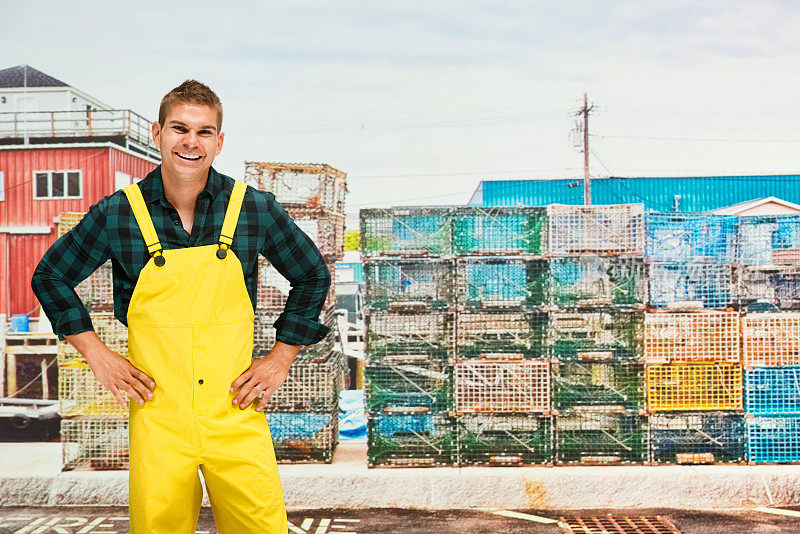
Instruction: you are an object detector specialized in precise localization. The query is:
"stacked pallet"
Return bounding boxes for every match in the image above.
[452,207,552,466]
[246,162,347,463]
[547,204,648,465]
[361,207,455,467]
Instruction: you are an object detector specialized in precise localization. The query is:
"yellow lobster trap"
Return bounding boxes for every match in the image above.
[646,362,743,411]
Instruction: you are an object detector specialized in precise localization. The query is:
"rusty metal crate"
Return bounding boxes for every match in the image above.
[368,413,454,467]
[453,359,550,414]
[253,305,336,358]
[456,413,553,466]
[365,309,453,363]
[244,161,346,214]
[256,257,336,311]
[648,412,746,464]
[549,256,646,309]
[644,311,740,364]
[648,261,735,310]
[739,265,800,311]
[455,257,548,309]
[555,412,647,465]
[56,211,87,237]
[456,310,548,359]
[646,212,738,263]
[57,312,128,365]
[365,361,451,415]
[267,410,338,463]
[61,415,129,471]
[265,351,344,413]
[553,361,645,413]
[452,206,546,255]
[74,260,114,313]
[58,358,127,417]
[364,258,455,310]
[743,312,800,366]
[646,363,743,412]
[547,203,645,256]
[739,215,800,266]
[360,207,453,257]
[549,311,643,361]
[285,207,346,262]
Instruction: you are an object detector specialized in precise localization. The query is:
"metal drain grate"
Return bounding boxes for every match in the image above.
[559,515,680,534]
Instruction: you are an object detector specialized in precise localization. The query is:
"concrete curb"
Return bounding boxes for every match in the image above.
[3,443,800,510]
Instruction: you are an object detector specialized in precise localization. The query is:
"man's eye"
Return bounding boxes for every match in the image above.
[199,130,212,135]
[173,126,187,132]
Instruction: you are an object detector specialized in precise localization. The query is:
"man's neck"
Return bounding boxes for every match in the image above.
[161,167,207,213]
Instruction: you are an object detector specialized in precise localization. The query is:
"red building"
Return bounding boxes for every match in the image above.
[0,65,160,318]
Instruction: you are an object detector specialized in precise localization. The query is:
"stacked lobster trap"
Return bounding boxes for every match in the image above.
[247,162,348,463]
[547,204,648,465]
[361,207,456,467]
[55,213,130,470]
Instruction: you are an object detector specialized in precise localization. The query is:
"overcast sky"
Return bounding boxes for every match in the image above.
[4,1,800,228]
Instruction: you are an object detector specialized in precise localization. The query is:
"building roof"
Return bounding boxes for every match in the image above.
[711,196,800,216]
[0,65,68,88]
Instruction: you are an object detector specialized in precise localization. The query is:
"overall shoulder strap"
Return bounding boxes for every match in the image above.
[219,180,247,247]
[123,183,162,255]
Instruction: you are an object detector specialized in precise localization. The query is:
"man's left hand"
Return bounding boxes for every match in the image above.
[230,342,301,412]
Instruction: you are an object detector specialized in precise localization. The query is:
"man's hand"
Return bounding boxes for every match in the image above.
[64,331,155,409]
[230,342,301,412]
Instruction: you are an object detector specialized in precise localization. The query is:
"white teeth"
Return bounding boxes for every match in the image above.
[177,153,201,160]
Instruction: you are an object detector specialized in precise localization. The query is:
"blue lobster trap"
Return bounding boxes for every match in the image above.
[739,215,800,265]
[648,262,734,310]
[649,413,746,464]
[455,257,548,309]
[368,413,455,467]
[745,366,800,416]
[364,258,455,310]
[645,212,738,263]
[452,206,546,255]
[747,416,800,463]
[549,256,646,309]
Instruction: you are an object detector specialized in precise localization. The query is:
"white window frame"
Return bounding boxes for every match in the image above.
[0,171,4,201]
[33,169,83,200]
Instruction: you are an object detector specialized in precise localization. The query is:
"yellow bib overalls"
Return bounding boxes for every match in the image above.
[122,180,288,534]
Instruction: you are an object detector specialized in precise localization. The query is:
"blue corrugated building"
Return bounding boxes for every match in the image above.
[468,175,800,212]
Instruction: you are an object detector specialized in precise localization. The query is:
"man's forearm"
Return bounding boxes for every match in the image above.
[64,330,113,363]
[270,341,302,365]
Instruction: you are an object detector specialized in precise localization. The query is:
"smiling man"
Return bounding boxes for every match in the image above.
[31,80,332,533]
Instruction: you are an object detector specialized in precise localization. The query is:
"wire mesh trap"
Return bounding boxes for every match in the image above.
[549,256,646,309]
[739,266,800,311]
[360,207,453,257]
[365,309,454,363]
[648,412,746,464]
[547,203,645,256]
[549,311,643,361]
[58,359,127,417]
[644,311,740,364]
[365,361,451,415]
[364,258,455,310]
[553,361,645,413]
[555,412,647,465]
[648,262,735,310]
[267,410,338,463]
[747,416,800,463]
[265,352,344,413]
[256,257,336,311]
[451,206,546,255]
[61,415,129,471]
[738,214,800,266]
[455,413,553,466]
[244,161,346,214]
[456,310,548,359]
[645,212,738,263]
[742,312,800,366]
[455,257,548,309]
[453,359,551,414]
[745,366,800,416]
[367,413,455,467]
[645,363,743,412]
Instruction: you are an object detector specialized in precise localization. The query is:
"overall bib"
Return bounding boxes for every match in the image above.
[123,180,288,534]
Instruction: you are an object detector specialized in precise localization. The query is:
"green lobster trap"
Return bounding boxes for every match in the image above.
[364,258,455,310]
[456,414,553,466]
[360,207,453,257]
[365,361,451,415]
[267,410,338,463]
[555,412,647,465]
[452,206,546,255]
[549,256,646,309]
[365,309,454,363]
[553,361,645,413]
[455,310,548,359]
[368,413,455,467]
[549,311,643,361]
[455,257,548,309]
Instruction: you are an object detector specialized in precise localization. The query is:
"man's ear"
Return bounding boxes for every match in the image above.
[216,131,225,156]
[151,121,161,145]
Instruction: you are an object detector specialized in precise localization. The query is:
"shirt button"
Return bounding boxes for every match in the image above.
[198,379,204,384]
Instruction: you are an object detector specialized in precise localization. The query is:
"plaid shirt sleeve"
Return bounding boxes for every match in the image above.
[31,199,112,342]
[258,192,332,346]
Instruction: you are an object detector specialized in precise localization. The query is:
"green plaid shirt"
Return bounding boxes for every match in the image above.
[31,165,331,346]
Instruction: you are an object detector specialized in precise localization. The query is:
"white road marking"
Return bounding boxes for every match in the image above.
[492,510,559,524]
[754,506,800,518]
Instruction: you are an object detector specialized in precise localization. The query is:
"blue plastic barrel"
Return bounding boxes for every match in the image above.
[11,314,29,333]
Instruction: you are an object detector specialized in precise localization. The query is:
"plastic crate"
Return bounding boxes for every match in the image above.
[644,311,740,364]
[364,258,455,310]
[365,361,451,415]
[738,215,800,266]
[453,359,550,414]
[648,262,735,310]
[548,311,643,361]
[555,412,647,465]
[265,352,344,413]
[649,412,746,464]
[745,366,800,416]
[743,313,800,366]
[61,415,129,471]
[244,161,346,214]
[646,363,743,411]
[456,414,552,466]
[368,413,454,467]
[360,207,453,257]
[456,310,548,359]
[267,411,338,463]
[365,309,453,363]
[553,361,645,413]
[747,416,800,463]
[455,257,548,309]
[547,203,645,256]
[452,206,546,255]
[739,266,800,311]
[549,256,646,309]
[645,212,738,263]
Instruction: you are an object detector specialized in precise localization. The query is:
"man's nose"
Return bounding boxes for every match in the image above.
[183,130,199,146]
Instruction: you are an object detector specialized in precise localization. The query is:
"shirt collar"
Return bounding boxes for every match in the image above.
[140,165,224,206]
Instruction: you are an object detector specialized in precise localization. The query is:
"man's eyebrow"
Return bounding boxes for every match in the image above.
[167,120,217,132]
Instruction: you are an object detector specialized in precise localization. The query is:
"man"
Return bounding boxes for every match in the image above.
[31,80,332,533]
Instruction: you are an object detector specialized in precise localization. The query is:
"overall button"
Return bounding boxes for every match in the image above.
[198,379,204,384]
[173,219,180,226]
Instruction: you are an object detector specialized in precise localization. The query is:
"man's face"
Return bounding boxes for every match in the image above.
[152,103,224,184]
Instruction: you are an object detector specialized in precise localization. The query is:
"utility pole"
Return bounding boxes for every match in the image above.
[578,93,594,205]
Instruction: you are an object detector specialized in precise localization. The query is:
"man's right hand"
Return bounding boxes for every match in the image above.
[64,331,155,409]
